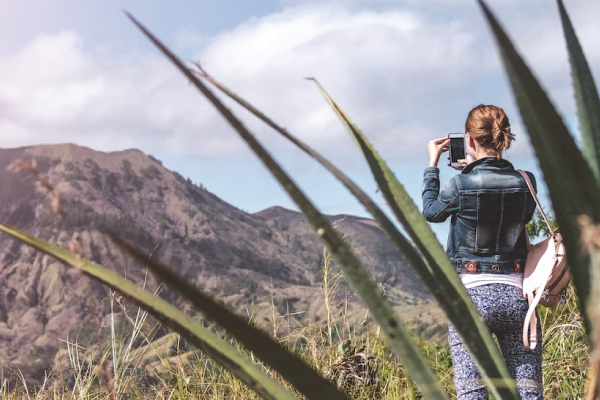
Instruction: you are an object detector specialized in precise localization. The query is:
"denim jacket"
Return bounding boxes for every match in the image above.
[422,157,536,274]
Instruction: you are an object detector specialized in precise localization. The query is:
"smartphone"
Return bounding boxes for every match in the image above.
[448,133,466,168]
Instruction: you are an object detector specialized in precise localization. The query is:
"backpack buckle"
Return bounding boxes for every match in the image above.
[560,288,567,305]
[543,290,550,303]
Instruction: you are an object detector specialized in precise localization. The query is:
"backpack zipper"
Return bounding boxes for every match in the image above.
[545,263,569,292]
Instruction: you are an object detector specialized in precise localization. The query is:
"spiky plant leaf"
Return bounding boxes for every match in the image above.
[199,69,523,399]
[311,79,518,400]
[127,13,449,400]
[196,68,440,290]
[111,236,351,400]
[478,0,600,339]
[0,224,299,400]
[557,0,600,180]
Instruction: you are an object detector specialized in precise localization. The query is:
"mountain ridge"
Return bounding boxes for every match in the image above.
[0,143,429,384]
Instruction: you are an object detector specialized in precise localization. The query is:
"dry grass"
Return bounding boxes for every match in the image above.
[0,259,590,400]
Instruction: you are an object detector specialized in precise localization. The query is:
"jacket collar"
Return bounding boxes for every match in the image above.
[461,157,513,174]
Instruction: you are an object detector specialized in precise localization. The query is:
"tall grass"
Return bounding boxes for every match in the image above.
[1,0,598,398]
[2,220,590,399]
[1,280,589,399]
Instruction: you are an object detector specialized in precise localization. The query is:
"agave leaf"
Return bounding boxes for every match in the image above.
[478,0,600,339]
[111,236,351,400]
[197,69,440,285]
[311,79,519,399]
[0,224,299,400]
[127,13,449,400]
[198,69,519,398]
[557,0,600,180]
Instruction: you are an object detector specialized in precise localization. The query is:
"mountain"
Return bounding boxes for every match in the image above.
[0,143,430,383]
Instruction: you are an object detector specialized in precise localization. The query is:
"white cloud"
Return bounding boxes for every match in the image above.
[0,1,598,163]
[0,29,245,155]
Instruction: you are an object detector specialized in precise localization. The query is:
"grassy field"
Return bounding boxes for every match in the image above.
[0,277,588,399]
[0,2,595,397]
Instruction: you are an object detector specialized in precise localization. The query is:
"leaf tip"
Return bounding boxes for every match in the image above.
[476,0,494,20]
[124,10,136,22]
[192,60,208,78]
[556,0,573,33]
[125,11,149,35]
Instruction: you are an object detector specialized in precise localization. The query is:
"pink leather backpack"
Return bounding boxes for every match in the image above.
[517,170,569,350]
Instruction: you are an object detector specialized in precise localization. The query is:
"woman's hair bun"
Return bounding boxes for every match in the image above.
[465,104,515,156]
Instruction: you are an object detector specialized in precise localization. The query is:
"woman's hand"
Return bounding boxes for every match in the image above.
[428,137,449,167]
[450,155,474,170]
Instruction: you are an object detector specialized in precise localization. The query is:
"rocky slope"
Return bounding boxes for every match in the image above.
[0,143,428,383]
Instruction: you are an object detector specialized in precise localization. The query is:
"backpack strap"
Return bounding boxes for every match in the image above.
[521,235,562,350]
[524,291,538,350]
[517,169,560,350]
[517,170,554,236]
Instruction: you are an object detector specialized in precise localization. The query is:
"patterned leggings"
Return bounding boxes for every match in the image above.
[449,284,543,399]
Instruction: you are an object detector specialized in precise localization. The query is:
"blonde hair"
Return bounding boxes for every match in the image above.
[465,104,515,157]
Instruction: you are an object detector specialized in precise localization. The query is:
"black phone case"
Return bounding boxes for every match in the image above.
[449,137,465,165]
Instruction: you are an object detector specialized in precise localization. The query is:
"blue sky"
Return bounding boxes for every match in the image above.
[0,0,598,242]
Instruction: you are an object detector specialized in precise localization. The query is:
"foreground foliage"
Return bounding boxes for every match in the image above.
[1,282,588,399]
[1,0,598,398]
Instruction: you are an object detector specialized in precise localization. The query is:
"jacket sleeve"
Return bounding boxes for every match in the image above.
[524,171,538,224]
[421,167,460,223]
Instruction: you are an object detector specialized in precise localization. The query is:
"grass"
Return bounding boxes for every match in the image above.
[1,2,596,398]
[0,256,589,400]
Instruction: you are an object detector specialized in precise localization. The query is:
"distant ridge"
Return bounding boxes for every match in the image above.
[0,143,427,384]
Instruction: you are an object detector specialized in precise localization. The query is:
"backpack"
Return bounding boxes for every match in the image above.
[517,170,569,350]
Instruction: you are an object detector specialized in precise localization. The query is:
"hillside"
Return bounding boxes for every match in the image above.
[0,143,431,383]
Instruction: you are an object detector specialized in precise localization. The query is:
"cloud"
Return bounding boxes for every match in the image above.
[0,29,245,155]
[0,1,598,164]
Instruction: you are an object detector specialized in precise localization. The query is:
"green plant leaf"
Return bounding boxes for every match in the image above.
[557,0,600,181]
[111,236,351,400]
[311,79,519,399]
[0,224,299,400]
[126,13,449,400]
[196,69,439,287]
[197,69,518,399]
[478,0,600,340]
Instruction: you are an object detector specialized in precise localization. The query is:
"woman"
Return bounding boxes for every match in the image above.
[422,104,542,399]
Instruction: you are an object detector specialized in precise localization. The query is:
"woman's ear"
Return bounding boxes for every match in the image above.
[467,134,477,158]
[468,134,475,149]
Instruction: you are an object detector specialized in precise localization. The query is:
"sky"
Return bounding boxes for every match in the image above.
[0,0,598,243]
